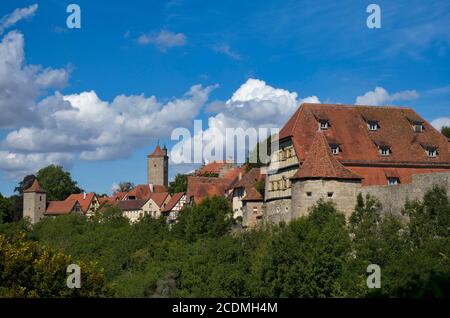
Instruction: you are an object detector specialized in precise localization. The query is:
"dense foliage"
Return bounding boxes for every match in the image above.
[168,174,188,194]
[441,126,450,139]
[0,189,449,298]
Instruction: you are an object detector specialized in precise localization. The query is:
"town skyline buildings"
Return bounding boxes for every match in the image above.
[0,1,449,196]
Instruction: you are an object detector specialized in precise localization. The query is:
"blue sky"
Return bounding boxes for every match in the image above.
[0,0,449,196]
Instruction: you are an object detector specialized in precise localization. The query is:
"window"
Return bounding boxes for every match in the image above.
[368,122,378,131]
[306,192,312,197]
[379,147,391,156]
[387,177,399,186]
[327,192,334,198]
[331,145,340,155]
[319,120,329,130]
[413,124,423,133]
[253,207,258,214]
[427,148,438,158]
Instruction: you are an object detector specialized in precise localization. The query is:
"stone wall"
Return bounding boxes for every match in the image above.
[147,155,168,187]
[23,192,46,224]
[243,201,264,228]
[291,179,362,219]
[264,198,292,224]
[360,172,450,214]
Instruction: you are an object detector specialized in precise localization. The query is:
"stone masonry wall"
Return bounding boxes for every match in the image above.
[291,179,362,219]
[360,172,450,215]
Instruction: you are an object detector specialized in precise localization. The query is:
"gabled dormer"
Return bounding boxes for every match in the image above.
[314,113,330,131]
[361,115,380,132]
[420,143,438,158]
[406,116,424,133]
[373,140,391,157]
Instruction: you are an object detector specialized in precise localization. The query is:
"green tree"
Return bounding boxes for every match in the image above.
[172,196,234,242]
[14,175,36,195]
[168,174,188,194]
[403,185,450,248]
[0,194,15,224]
[441,126,450,138]
[36,165,83,201]
[0,233,112,297]
[114,182,135,193]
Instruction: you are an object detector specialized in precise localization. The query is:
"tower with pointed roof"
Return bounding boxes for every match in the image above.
[23,179,47,224]
[290,131,362,218]
[147,144,169,187]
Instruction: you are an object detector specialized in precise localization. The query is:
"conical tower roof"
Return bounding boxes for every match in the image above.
[148,144,166,157]
[292,131,362,180]
[23,179,46,193]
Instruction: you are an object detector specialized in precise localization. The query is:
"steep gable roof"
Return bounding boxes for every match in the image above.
[278,103,450,164]
[24,179,46,193]
[65,193,96,213]
[292,131,362,180]
[149,192,170,208]
[161,192,185,212]
[242,187,263,202]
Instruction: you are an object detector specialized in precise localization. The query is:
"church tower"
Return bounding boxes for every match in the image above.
[147,144,169,187]
[23,179,47,224]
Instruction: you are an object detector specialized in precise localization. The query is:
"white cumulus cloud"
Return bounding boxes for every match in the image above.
[171,78,320,164]
[431,117,450,131]
[355,86,419,106]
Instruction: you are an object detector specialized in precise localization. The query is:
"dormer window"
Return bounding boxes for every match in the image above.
[387,177,399,186]
[413,123,424,133]
[319,120,329,130]
[330,144,340,155]
[368,121,379,131]
[426,147,438,158]
[379,146,391,156]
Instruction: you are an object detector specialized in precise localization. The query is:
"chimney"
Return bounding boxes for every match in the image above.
[149,184,154,192]
[83,192,86,200]
[238,172,242,180]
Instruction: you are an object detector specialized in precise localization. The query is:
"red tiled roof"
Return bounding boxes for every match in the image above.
[187,176,231,204]
[148,145,166,157]
[161,192,185,212]
[98,197,118,206]
[124,184,168,200]
[24,179,46,193]
[116,199,147,211]
[196,161,228,175]
[45,200,79,215]
[113,192,127,200]
[278,103,450,164]
[242,187,263,201]
[292,131,362,180]
[149,192,170,207]
[65,193,96,213]
[233,168,265,189]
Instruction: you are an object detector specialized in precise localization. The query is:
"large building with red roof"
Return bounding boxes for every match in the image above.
[264,103,450,223]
